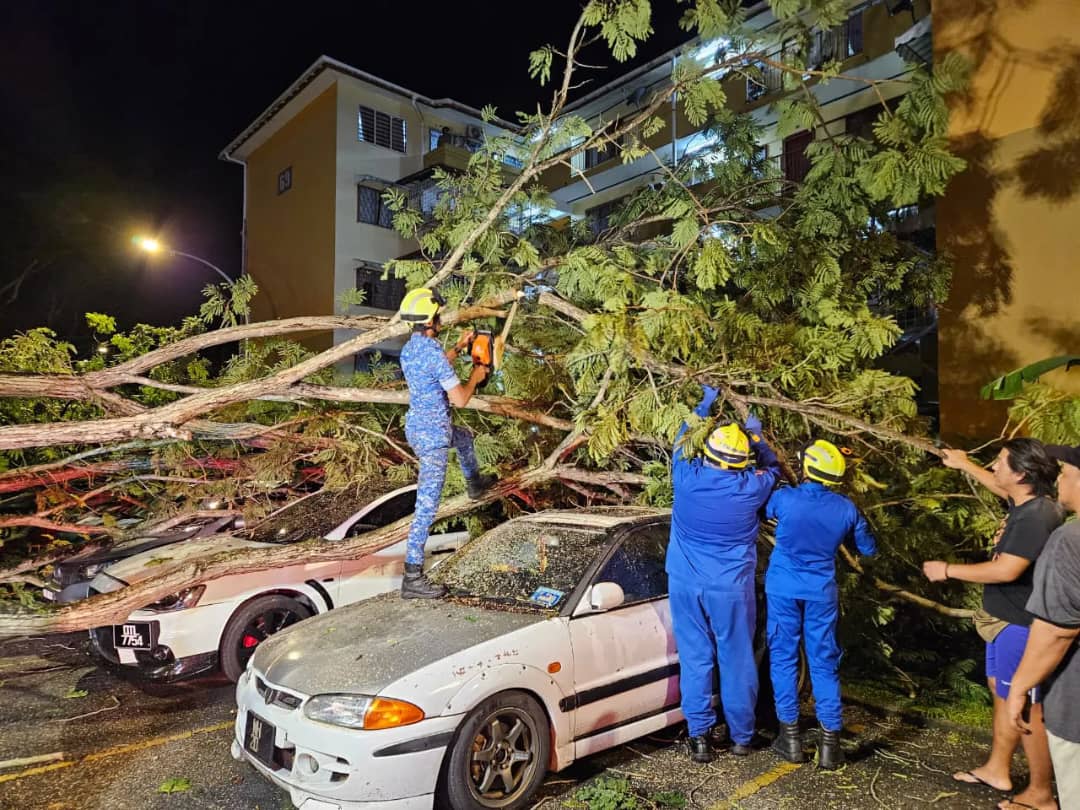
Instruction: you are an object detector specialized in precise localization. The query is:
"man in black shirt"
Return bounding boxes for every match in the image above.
[923,439,1063,809]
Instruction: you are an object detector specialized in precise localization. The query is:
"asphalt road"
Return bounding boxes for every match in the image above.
[0,634,1019,810]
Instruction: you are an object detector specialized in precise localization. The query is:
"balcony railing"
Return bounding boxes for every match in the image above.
[427,131,524,169]
[745,13,863,103]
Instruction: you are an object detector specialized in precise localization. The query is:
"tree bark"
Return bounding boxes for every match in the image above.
[0,455,635,634]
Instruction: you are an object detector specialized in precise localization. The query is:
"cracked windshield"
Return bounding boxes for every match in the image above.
[432,522,606,609]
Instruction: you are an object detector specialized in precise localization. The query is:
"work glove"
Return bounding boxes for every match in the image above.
[744,412,763,438]
[701,384,720,409]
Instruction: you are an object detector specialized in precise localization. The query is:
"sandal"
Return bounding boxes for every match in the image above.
[952,771,1010,793]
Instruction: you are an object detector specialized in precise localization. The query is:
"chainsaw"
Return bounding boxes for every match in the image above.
[468,291,524,387]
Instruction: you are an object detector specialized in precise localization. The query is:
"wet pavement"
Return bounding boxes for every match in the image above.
[0,634,1022,810]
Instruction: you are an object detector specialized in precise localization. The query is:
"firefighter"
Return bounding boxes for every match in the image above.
[765,439,877,770]
[668,384,781,763]
[397,288,494,599]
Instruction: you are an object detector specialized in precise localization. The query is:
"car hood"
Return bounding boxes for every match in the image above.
[95,535,274,586]
[252,594,543,696]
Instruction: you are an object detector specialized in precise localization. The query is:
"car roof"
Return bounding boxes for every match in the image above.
[518,506,669,530]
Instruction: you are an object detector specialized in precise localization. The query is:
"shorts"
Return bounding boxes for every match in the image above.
[985,623,1042,701]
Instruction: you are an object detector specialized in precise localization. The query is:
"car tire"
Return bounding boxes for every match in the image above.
[219,594,313,682]
[439,691,551,810]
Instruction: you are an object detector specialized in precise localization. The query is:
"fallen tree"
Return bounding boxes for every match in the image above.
[2,1,1054,697]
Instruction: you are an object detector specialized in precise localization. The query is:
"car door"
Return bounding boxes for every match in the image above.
[333,488,467,604]
[566,521,679,758]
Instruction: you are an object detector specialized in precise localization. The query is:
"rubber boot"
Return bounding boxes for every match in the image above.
[817,725,844,770]
[771,721,804,764]
[401,563,447,599]
[708,723,729,751]
[688,735,714,764]
[467,474,497,500]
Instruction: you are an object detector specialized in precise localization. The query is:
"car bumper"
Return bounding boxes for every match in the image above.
[89,601,236,679]
[89,625,219,681]
[233,667,462,809]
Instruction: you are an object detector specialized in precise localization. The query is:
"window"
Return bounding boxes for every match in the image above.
[584,130,624,170]
[357,185,394,228]
[355,264,406,311]
[358,105,407,153]
[594,523,669,605]
[347,490,417,536]
[846,104,884,142]
[586,197,624,237]
[277,166,292,195]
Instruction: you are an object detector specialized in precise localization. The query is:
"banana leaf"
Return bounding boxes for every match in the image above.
[980,355,1080,400]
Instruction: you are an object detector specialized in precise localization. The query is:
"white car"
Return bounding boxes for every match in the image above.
[87,485,467,682]
[232,507,712,810]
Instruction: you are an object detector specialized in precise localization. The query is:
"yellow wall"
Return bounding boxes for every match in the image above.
[245,84,338,349]
[935,0,1080,439]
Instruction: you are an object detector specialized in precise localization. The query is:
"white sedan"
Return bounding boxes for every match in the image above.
[232,507,698,810]
[87,485,467,682]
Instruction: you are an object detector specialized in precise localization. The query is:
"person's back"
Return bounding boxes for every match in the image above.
[665,385,780,763]
[766,482,875,601]
[669,458,777,586]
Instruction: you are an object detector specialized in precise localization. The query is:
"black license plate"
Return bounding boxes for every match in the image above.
[113,622,152,650]
[245,712,276,767]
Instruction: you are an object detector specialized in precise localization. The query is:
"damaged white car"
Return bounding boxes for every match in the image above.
[232,507,688,810]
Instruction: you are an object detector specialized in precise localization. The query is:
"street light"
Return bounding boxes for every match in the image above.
[132,235,234,286]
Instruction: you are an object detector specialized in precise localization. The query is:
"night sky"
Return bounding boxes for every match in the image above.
[0,1,690,347]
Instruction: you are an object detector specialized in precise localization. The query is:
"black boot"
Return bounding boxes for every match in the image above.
[707,723,729,751]
[687,735,714,764]
[771,721,804,764]
[401,563,447,599]
[466,474,496,500]
[817,725,844,770]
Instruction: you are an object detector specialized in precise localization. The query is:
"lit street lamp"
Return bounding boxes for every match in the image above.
[132,235,235,287]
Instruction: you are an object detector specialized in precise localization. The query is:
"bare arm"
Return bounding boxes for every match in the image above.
[941,449,1008,499]
[447,365,488,408]
[1007,619,1080,733]
[923,553,1031,584]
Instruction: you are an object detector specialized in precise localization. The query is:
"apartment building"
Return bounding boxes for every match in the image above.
[222,0,1079,437]
[219,57,517,364]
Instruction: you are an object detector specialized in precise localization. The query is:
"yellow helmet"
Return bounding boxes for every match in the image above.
[801,439,847,485]
[398,288,444,326]
[704,422,751,469]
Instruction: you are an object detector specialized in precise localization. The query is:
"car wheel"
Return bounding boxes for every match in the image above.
[219,594,313,682]
[439,691,550,810]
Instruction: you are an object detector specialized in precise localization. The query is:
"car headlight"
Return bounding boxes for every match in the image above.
[303,695,424,730]
[142,585,206,613]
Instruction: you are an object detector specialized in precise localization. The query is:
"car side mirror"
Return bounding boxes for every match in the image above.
[588,581,625,612]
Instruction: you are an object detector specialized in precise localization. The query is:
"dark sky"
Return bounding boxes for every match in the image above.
[0,1,691,346]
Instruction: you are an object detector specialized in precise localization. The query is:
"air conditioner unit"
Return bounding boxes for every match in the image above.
[465,125,483,140]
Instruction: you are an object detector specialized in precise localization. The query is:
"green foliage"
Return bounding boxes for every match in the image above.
[0,0,1024,716]
[575,777,639,810]
[157,778,192,794]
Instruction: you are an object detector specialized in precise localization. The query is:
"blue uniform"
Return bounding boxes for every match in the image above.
[667,387,781,742]
[400,333,479,566]
[764,482,876,731]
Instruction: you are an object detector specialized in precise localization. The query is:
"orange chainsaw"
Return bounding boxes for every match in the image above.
[468,291,524,386]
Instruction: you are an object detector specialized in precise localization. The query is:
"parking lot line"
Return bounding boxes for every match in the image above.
[0,721,233,785]
[708,760,802,810]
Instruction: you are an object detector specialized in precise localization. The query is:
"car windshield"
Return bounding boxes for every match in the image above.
[242,486,391,544]
[432,520,607,610]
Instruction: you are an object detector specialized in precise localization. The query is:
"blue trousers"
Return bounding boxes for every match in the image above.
[767,593,842,731]
[670,579,758,742]
[404,425,479,566]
